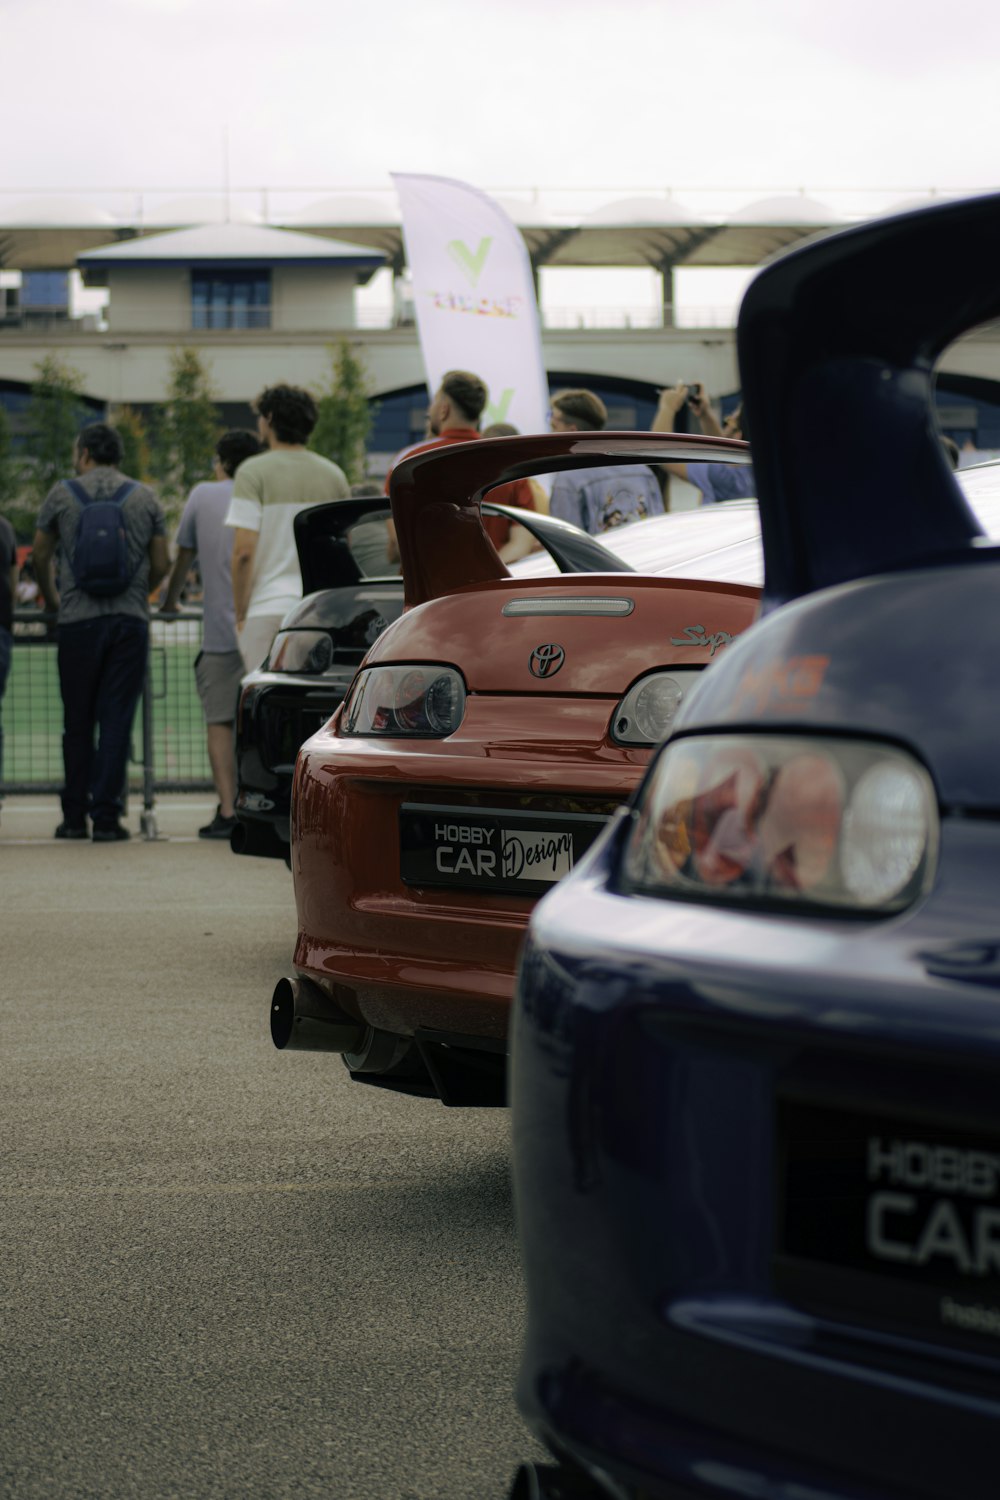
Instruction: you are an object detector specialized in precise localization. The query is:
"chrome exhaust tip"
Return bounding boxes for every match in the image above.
[270,976,366,1054]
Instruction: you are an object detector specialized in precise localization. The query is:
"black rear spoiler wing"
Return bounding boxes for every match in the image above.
[737,191,1000,612]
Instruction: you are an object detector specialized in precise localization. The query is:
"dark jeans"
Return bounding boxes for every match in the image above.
[57,614,149,828]
[0,623,10,790]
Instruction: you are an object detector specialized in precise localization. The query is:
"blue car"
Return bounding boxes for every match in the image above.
[509,192,1000,1500]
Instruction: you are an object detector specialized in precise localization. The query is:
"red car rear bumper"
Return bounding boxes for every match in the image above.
[290,696,649,1041]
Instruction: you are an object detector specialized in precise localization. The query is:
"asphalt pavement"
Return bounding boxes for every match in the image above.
[0,795,541,1499]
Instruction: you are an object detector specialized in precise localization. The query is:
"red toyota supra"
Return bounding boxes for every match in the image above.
[270,431,759,1105]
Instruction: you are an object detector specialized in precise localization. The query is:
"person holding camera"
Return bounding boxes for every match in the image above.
[653,383,755,504]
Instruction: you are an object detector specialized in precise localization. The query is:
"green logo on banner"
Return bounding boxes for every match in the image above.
[447,236,493,287]
[484,388,514,426]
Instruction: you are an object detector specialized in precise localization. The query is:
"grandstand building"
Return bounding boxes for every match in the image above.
[2,187,998,472]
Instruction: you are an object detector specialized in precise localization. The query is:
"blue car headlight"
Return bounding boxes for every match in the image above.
[340,664,466,738]
[621,733,939,915]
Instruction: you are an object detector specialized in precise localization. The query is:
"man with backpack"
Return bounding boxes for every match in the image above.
[32,422,169,841]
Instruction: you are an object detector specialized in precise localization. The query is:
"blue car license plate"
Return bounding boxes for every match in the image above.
[399,803,609,897]
[776,1100,1000,1351]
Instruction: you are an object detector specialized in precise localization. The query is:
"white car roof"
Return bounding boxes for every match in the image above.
[596,500,763,584]
[510,461,1000,589]
[509,499,763,585]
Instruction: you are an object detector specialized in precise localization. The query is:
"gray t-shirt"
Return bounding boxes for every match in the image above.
[176,478,238,653]
[549,464,665,535]
[37,468,166,626]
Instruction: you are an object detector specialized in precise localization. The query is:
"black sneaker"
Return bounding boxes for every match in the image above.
[199,808,238,840]
[55,821,89,840]
[92,823,131,842]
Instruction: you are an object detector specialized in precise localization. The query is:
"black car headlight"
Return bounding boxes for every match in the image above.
[268,630,334,674]
[611,668,702,745]
[622,733,939,916]
[340,665,466,737]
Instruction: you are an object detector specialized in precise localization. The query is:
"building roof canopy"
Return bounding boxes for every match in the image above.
[582,195,702,227]
[137,196,263,227]
[286,195,401,227]
[729,193,836,225]
[1,197,117,229]
[2,186,977,275]
[76,221,386,275]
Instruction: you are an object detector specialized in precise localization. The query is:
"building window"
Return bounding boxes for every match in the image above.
[22,271,71,314]
[191,270,270,330]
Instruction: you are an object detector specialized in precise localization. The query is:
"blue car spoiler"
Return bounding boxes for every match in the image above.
[737,191,1000,613]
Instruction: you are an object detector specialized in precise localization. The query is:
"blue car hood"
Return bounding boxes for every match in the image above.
[675,558,1000,811]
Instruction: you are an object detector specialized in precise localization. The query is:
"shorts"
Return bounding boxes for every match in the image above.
[194,649,245,724]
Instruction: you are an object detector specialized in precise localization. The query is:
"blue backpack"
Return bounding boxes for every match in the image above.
[65,478,137,597]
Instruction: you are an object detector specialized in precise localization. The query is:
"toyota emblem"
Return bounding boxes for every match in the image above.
[530,643,566,678]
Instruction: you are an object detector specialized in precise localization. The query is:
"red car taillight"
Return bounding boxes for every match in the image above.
[339,664,467,738]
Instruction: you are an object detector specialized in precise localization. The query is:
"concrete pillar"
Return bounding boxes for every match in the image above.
[660,264,674,329]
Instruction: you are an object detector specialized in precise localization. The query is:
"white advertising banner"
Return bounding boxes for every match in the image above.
[392,172,549,436]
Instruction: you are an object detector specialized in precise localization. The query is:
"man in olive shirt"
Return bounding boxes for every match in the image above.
[33,422,169,841]
[225,384,349,671]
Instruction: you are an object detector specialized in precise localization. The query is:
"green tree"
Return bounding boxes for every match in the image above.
[0,404,19,507]
[151,348,221,517]
[25,353,90,506]
[0,404,34,539]
[111,404,152,483]
[308,341,376,484]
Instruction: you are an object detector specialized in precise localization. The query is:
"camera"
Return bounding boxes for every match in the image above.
[685,382,702,402]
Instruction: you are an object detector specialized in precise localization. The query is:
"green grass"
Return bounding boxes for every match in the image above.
[3,623,213,788]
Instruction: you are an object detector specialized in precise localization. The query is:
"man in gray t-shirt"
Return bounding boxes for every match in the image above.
[549,465,665,534]
[547,386,664,534]
[161,429,263,839]
[33,422,169,841]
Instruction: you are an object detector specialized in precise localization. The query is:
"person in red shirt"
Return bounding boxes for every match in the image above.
[384,369,536,563]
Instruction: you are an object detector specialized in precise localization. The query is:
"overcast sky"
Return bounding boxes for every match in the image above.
[3,0,1000,199]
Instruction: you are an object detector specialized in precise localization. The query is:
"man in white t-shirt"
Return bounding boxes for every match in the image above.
[225,384,350,671]
[160,428,263,838]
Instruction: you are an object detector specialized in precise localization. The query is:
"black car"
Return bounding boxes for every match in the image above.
[232,494,635,861]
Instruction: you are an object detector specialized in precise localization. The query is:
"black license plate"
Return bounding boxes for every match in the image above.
[400,803,609,896]
[776,1100,1000,1350]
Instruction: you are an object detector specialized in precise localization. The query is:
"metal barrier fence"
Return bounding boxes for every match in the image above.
[3,608,214,835]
